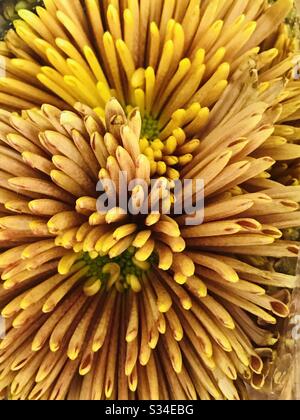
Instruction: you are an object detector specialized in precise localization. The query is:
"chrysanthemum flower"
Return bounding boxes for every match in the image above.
[0,0,300,400]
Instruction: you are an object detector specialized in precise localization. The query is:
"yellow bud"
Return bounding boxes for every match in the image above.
[58,252,80,275]
[139,138,149,152]
[157,161,167,176]
[150,161,157,175]
[178,154,193,166]
[144,147,154,159]
[163,156,179,166]
[153,149,163,160]
[127,274,142,293]
[167,168,180,180]
[132,257,151,271]
[73,242,83,253]
[89,251,98,260]
[172,128,186,146]
[103,263,120,289]
[164,136,177,155]
[84,278,102,297]
[174,273,187,285]
[151,139,164,151]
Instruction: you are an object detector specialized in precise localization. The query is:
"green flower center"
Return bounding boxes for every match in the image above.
[141,113,160,140]
[82,249,156,294]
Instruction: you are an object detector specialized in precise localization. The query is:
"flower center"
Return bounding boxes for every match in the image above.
[141,114,160,140]
[81,249,154,295]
